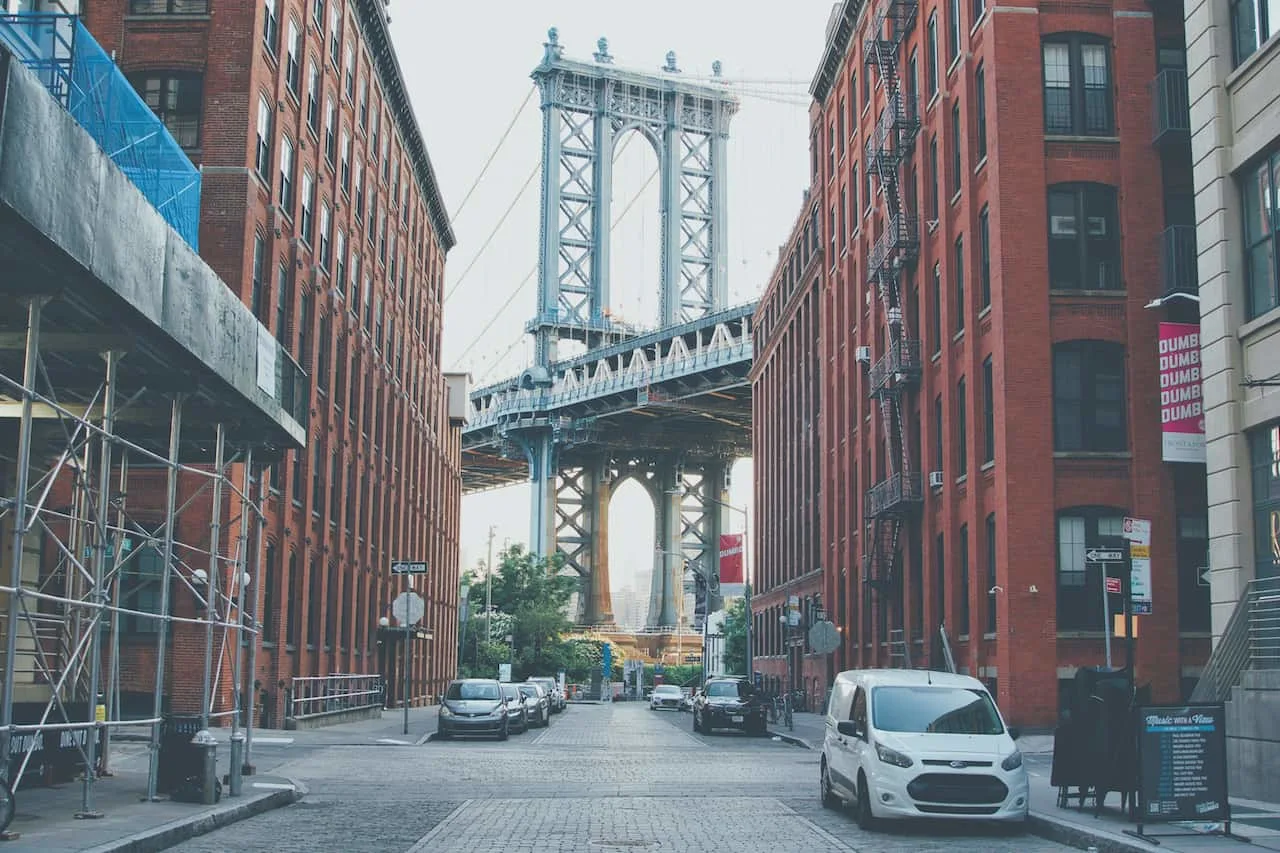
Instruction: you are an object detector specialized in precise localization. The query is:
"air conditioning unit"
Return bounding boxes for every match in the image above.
[929,470,945,488]
[855,346,872,364]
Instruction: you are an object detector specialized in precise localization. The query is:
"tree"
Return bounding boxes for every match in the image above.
[721,595,749,676]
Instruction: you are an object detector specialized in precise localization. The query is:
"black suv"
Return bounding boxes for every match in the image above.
[692,677,768,735]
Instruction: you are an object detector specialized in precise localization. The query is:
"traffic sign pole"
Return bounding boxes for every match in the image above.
[1099,559,1113,668]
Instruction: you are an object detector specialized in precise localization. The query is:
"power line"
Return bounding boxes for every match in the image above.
[443,160,540,304]
[449,85,537,222]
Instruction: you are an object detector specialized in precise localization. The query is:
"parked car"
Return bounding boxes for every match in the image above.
[518,682,550,728]
[692,677,768,735]
[527,676,565,713]
[500,682,529,733]
[649,684,683,711]
[436,678,511,741]
[819,669,1028,828]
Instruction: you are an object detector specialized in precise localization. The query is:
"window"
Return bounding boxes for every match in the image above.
[316,314,330,392]
[954,236,965,331]
[957,524,970,634]
[358,75,368,121]
[840,186,848,251]
[306,559,320,646]
[982,356,994,464]
[928,135,939,219]
[1057,509,1126,630]
[354,162,364,217]
[931,262,942,353]
[255,96,272,181]
[298,292,311,367]
[324,98,337,163]
[334,230,346,294]
[934,533,946,626]
[1232,0,1277,64]
[838,98,846,157]
[908,50,919,119]
[948,0,962,63]
[979,205,991,308]
[1053,340,1126,452]
[278,135,295,212]
[934,393,944,472]
[975,63,987,160]
[251,234,267,321]
[300,171,315,243]
[985,514,997,633]
[306,63,320,132]
[119,546,171,634]
[951,100,962,196]
[1249,423,1280,580]
[927,12,939,97]
[274,264,288,345]
[263,0,279,53]
[285,20,301,95]
[1243,150,1280,318]
[329,6,342,66]
[1048,183,1120,290]
[973,0,985,23]
[345,45,356,101]
[339,130,352,193]
[956,376,968,476]
[262,544,278,641]
[130,0,208,11]
[1043,36,1113,136]
[1177,514,1211,631]
[130,73,202,149]
[318,204,331,268]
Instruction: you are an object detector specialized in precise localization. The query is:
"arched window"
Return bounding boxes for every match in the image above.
[1056,507,1127,630]
[1042,34,1113,136]
[1048,183,1120,290]
[1052,340,1127,452]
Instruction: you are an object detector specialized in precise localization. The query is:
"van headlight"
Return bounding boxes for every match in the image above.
[439,705,452,718]
[1001,750,1023,771]
[874,742,914,768]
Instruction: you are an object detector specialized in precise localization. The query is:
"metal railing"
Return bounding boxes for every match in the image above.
[865,471,923,518]
[1191,576,1280,702]
[1152,67,1190,145]
[869,339,921,394]
[1160,225,1198,297]
[287,673,384,719]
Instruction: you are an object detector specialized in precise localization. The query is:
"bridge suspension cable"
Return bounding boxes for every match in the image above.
[448,84,537,222]
[443,159,540,305]
[455,161,661,371]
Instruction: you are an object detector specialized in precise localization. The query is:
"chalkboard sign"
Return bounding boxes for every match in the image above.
[1136,703,1229,823]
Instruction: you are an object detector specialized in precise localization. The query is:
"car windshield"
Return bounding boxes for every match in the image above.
[518,685,538,698]
[446,682,499,701]
[706,682,744,698]
[870,686,1005,735]
[501,685,521,700]
[654,686,681,695]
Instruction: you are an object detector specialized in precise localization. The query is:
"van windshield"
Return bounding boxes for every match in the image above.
[870,686,1004,735]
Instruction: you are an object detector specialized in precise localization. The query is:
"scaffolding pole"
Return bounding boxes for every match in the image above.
[200,425,226,731]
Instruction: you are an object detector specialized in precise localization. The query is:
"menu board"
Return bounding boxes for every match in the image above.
[1137,704,1229,823]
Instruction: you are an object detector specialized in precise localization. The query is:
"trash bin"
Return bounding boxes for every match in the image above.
[157,714,203,794]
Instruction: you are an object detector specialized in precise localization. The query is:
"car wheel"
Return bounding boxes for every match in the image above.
[820,763,839,810]
[855,775,878,831]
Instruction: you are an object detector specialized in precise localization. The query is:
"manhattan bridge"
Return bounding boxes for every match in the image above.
[460,30,754,637]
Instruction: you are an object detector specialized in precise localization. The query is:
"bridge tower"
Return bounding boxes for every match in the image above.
[863,0,923,658]
[510,31,740,628]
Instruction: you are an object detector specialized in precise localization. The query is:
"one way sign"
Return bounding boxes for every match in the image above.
[390,561,428,575]
[1085,549,1124,563]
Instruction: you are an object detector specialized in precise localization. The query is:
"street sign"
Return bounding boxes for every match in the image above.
[602,642,613,679]
[1105,576,1122,595]
[1129,543,1151,559]
[390,561,428,575]
[1085,549,1125,562]
[498,663,512,682]
[391,591,424,626]
[1123,517,1152,546]
[1136,704,1229,828]
[809,620,840,655]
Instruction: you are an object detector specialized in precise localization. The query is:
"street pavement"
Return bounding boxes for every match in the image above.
[166,701,1071,853]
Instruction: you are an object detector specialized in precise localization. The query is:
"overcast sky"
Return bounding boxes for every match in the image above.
[388,3,834,608]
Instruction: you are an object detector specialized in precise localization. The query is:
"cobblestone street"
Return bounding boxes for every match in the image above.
[167,702,1072,853]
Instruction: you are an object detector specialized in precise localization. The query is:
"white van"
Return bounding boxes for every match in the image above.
[819,669,1028,828]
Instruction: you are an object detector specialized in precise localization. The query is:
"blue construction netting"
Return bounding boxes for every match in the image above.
[0,13,201,249]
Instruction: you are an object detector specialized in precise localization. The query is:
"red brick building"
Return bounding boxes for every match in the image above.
[752,0,1208,727]
[82,0,462,723]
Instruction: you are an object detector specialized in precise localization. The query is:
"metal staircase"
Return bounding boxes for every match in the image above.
[862,0,922,656]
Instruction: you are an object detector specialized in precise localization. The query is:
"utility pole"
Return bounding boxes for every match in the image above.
[485,525,496,643]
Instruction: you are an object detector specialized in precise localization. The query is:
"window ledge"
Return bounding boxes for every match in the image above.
[955,474,968,485]
[1048,288,1126,298]
[950,189,962,207]
[927,91,941,112]
[973,156,988,176]
[957,633,971,642]
[969,12,987,35]
[1044,134,1120,145]
[125,13,212,22]
[978,304,991,319]
[1057,631,1110,639]
[983,632,996,640]
[1053,451,1132,460]
[1240,303,1280,337]
[953,328,966,342]
[947,55,963,77]
[931,350,942,363]
[981,460,995,472]
[262,641,277,649]
[1226,29,1280,88]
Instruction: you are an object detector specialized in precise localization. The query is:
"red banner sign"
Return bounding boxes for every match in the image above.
[1158,322,1205,464]
[718,534,744,585]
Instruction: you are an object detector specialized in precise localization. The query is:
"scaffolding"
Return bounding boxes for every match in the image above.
[0,299,270,813]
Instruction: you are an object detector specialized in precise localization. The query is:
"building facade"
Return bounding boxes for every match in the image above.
[1186,0,1280,630]
[754,0,1212,727]
[82,0,461,723]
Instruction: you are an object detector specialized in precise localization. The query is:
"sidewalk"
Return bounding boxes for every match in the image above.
[1,740,302,853]
[770,714,1280,852]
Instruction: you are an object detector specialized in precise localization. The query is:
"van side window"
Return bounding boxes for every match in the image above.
[851,687,867,726]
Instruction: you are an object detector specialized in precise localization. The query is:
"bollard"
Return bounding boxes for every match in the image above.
[229,732,245,797]
[192,730,218,805]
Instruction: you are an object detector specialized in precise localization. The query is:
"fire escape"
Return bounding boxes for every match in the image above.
[862,0,921,663]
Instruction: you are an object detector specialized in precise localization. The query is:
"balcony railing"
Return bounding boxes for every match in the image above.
[866,214,919,282]
[1160,225,1198,297]
[1152,68,1190,145]
[865,471,923,518]
[869,338,921,394]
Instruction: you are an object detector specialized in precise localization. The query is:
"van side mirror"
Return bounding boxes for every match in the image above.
[1008,726,1021,741]
[836,720,860,738]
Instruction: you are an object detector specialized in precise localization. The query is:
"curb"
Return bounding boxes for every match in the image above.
[81,778,306,853]
[768,729,814,749]
[1026,811,1154,853]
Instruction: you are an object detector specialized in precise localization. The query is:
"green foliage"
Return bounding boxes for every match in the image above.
[643,663,703,688]
[720,596,749,676]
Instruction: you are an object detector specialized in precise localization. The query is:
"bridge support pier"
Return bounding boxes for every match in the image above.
[526,431,557,559]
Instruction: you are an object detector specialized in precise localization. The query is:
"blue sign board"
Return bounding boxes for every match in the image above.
[602,643,612,678]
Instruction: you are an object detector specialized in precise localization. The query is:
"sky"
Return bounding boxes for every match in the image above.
[388,3,835,610]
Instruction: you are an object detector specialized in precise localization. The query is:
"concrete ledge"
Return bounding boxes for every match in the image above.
[1027,810,1154,853]
[767,729,815,749]
[285,704,382,730]
[80,778,305,853]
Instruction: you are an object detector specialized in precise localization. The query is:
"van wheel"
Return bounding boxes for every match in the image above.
[820,763,840,810]
[855,775,878,831]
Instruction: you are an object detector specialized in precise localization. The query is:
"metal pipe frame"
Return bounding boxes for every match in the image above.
[0,308,269,812]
